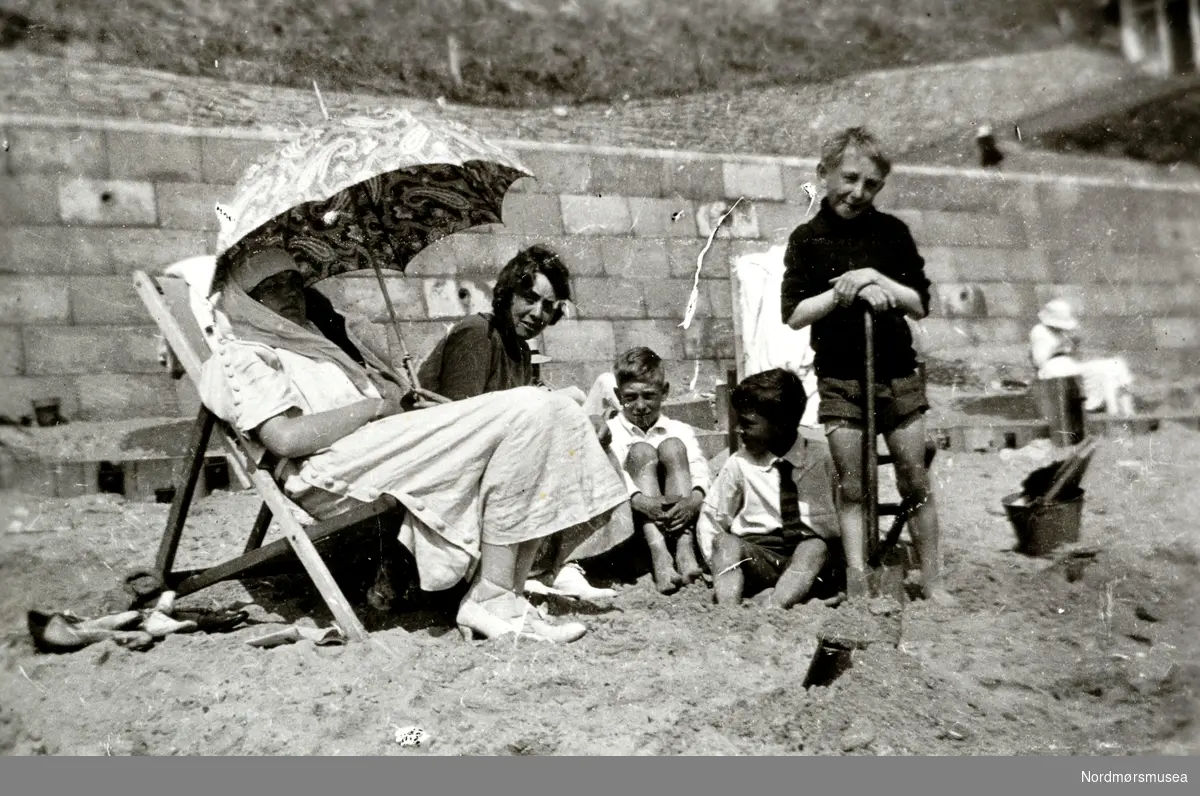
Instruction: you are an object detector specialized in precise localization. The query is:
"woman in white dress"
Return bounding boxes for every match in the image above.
[197,247,631,643]
[1029,299,1135,417]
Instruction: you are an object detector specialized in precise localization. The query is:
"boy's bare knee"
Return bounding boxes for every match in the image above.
[657,437,688,464]
[903,481,932,508]
[893,466,931,505]
[838,479,865,504]
[625,441,659,470]
[794,538,829,571]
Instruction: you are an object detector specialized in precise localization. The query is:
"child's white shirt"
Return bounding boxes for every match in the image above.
[1030,323,1080,379]
[695,435,840,564]
[606,412,711,498]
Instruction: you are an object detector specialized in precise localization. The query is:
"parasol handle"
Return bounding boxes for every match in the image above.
[411,387,453,405]
[369,262,452,405]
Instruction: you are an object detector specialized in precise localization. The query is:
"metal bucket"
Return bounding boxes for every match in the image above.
[1001,489,1084,556]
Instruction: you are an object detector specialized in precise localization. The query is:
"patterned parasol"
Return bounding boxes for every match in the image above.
[215,107,530,280]
[212,107,532,397]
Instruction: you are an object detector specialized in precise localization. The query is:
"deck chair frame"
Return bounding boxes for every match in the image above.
[133,270,403,642]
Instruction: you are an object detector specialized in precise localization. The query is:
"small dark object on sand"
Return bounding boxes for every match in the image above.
[976,125,1004,168]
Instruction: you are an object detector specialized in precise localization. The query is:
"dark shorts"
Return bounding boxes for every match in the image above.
[738,531,830,596]
[817,369,929,435]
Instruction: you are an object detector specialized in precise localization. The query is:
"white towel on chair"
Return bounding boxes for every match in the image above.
[162,255,220,346]
[731,246,820,427]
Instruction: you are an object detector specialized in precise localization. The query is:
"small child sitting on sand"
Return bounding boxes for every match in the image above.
[698,369,841,609]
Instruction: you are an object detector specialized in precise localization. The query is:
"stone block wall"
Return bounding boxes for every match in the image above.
[1,116,1198,421]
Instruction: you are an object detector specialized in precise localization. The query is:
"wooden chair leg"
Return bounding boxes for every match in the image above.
[154,408,216,578]
[726,367,739,453]
[245,503,273,553]
[248,469,369,642]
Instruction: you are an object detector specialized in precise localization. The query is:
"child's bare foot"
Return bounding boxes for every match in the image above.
[845,568,870,602]
[654,566,683,594]
[648,544,683,594]
[674,541,703,586]
[678,564,703,586]
[922,585,958,607]
[763,590,794,610]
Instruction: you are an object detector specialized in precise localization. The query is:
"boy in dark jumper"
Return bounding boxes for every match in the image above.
[780,126,955,606]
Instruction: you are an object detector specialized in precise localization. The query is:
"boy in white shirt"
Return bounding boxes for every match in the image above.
[605,347,711,594]
[698,368,842,608]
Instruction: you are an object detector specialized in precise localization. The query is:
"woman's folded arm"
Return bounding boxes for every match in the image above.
[255,398,385,459]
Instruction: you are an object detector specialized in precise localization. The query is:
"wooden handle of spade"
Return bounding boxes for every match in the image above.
[1037,437,1099,507]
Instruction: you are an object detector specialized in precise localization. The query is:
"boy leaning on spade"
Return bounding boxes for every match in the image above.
[780,125,956,607]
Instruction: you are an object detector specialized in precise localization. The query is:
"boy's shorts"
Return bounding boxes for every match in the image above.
[817,369,928,435]
[737,530,829,596]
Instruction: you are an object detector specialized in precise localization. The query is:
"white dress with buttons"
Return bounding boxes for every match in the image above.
[199,337,630,591]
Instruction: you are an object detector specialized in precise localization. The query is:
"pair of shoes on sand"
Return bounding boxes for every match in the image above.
[28,591,248,654]
[28,610,157,653]
[523,563,617,602]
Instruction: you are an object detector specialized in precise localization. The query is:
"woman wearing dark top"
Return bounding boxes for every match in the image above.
[419,245,624,602]
[780,127,955,607]
[418,245,565,400]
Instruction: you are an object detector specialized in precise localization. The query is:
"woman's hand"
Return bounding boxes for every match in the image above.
[856,283,894,312]
[401,394,441,411]
[829,268,880,306]
[374,381,409,419]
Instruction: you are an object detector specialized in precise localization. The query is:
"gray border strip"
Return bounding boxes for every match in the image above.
[1,755,1197,795]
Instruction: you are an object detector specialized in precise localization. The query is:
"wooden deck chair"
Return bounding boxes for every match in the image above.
[132,269,406,642]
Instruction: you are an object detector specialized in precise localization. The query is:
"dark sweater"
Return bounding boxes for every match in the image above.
[417,313,533,401]
[780,199,931,381]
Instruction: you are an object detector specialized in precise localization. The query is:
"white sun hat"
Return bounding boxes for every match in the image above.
[1038,298,1079,331]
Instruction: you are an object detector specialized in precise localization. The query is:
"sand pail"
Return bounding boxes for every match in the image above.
[1001,489,1084,556]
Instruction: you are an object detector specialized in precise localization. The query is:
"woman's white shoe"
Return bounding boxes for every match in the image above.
[551,563,617,602]
[456,579,586,643]
[456,599,537,642]
[523,600,587,643]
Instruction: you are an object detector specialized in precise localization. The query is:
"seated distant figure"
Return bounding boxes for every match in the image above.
[1030,299,1135,417]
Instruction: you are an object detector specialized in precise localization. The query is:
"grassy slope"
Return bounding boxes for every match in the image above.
[1039,86,1200,167]
[10,1,1186,167]
[1,0,1109,108]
